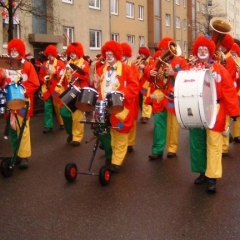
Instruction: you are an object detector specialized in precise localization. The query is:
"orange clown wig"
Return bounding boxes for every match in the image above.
[157,37,174,50]
[192,35,216,58]
[232,43,240,56]
[138,46,150,57]
[221,34,234,53]
[44,45,58,57]
[66,42,84,58]
[120,42,132,58]
[7,38,26,58]
[101,40,122,61]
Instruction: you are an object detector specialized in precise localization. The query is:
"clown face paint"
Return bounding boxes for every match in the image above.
[10,49,19,59]
[105,51,117,64]
[197,46,209,61]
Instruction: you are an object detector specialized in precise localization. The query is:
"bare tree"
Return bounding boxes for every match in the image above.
[0,0,59,41]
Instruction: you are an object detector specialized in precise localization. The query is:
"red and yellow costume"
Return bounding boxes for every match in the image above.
[59,42,90,146]
[0,39,40,164]
[38,45,65,131]
[95,40,139,167]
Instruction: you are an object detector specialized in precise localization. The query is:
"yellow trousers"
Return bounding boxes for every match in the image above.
[142,95,152,118]
[72,110,84,142]
[206,129,223,178]
[128,121,137,146]
[111,128,128,166]
[53,98,64,126]
[232,116,240,137]
[222,115,230,154]
[15,116,31,158]
[166,111,180,153]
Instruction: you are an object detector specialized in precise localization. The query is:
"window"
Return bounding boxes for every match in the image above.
[89,0,100,9]
[111,33,119,42]
[176,17,180,28]
[183,0,186,7]
[90,30,102,49]
[202,4,206,14]
[197,1,200,11]
[126,2,134,18]
[165,14,171,26]
[62,0,73,3]
[139,36,145,47]
[139,5,144,20]
[175,0,180,5]
[111,0,118,15]
[127,35,135,45]
[63,27,74,49]
[183,41,187,52]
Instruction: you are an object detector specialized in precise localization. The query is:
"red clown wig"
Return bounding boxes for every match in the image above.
[157,37,174,50]
[153,50,163,59]
[66,42,84,58]
[7,38,26,58]
[192,35,216,58]
[101,40,122,61]
[138,46,150,57]
[44,45,58,57]
[232,43,240,56]
[120,42,132,58]
[221,34,234,53]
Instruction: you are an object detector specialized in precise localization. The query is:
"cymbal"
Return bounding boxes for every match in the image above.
[69,63,86,76]
[0,57,23,70]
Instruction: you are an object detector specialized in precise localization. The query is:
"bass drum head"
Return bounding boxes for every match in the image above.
[200,69,217,129]
[174,69,217,129]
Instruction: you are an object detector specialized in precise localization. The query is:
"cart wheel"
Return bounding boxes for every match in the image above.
[1,158,14,178]
[65,163,78,182]
[99,166,111,186]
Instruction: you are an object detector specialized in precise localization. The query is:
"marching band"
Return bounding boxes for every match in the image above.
[1,17,240,193]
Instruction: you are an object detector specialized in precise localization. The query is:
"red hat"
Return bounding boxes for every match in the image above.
[101,40,122,61]
[138,46,150,57]
[153,50,163,59]
[157,37,174,50]
[192,35,216,58]
[120,42,132,58]
[7,38,26,58]
[232,43,240,56]
[221,34,234,52]
[66,42,84,58]
[44,45,58,57]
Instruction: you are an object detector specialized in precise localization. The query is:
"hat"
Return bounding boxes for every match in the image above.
[232,43,240,56]
[138,46,150,57]
[120,42,132,58]
[44,45,58,57]
[7,38,26,58]
[192,35,216,58]
[157,37,174,50]
[25,53,34,60]
[101,40,122,61]
[66,42,84,58]
[221,34,234,52]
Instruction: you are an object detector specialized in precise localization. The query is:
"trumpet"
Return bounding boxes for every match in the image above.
[44,74,51,89]
[134,56,146,68]
[152,41,181,89]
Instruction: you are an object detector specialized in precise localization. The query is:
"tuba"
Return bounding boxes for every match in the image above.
[152,41,181,89]
[210,17,232,65]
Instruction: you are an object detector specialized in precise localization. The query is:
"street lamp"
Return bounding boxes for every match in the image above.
[181,19,191,53]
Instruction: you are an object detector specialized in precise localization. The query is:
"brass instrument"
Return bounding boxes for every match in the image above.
[231,54,240,72]
[152,41,181,89]
[56,61,72,88]
[134,56,146,68]
[210,17,232,65]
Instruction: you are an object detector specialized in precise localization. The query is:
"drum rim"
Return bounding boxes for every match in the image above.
[81,86,99,94]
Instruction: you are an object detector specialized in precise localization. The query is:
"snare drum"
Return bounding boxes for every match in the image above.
[94,100,107,123]
[174,69,217,129]
[59,84,80,113]
[0,90,6,114]
[5,83,25,110]
[75,87,99,112]
[105,91,124,114]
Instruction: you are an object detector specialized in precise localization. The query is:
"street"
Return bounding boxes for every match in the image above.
[1,112,240,240]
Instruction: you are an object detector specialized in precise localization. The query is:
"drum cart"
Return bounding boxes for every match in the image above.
[0,102,29,178]
[64,103,112,186]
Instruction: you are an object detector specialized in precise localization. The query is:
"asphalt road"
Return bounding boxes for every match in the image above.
[1,112,240,240]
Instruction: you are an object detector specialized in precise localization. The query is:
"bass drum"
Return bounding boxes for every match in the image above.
[174,69,217,129]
